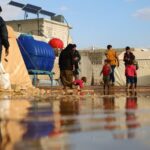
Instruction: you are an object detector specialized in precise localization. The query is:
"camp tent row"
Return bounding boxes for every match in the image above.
[79,49,150,86]
[2,26,150,88]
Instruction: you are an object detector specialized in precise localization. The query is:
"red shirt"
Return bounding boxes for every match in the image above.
[102,64,111,76]
[125,65,137,77]
[73,80,84,88]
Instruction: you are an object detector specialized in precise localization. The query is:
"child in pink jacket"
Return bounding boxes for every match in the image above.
[73,77,87,91]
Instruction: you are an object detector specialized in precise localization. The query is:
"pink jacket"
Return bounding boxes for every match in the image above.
[125,65,137,77]
[73,80,84,88]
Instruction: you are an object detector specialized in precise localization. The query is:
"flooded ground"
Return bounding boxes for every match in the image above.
[1,89,150,150]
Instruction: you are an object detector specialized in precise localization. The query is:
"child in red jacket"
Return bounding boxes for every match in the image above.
[100,59,112,91]
[125,61,137,90]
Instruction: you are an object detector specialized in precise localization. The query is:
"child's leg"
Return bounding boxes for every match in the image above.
[126,75,128,88]
[134,76,137,89]
[126,83,129,89]
[107,83,110,91]
[103,84,106,91]
[103,83,106,95]
[130,83,133,90]
[126,82,130,90]
[128,77,133,90]
[131,77,135,90]
[106,80,110,90]
[126,76,129,90]
[103,77,106,91]
[107,83,110,95]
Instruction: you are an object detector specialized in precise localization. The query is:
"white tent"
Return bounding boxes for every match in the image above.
[115,49,150,86]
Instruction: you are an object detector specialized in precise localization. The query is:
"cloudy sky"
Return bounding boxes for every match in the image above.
[0,0,150,48]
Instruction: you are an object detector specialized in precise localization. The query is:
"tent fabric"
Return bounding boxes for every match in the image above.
[119,50,150,60]
[79,55,93,85]
[52,57,60,80]
[18,34,55,72]
[2,26,32,87]
[115,50,150,86]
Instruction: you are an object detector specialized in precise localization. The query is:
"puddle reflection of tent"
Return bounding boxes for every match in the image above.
[22,121,54,140]
[22,105,54,140]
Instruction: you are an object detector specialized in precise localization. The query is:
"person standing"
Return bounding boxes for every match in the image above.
[100,59,112,93]
[105,45,119,86]
[59,44,74,89]
[123,47,135,66]
[123,47,135,88]
[72,44,81,79]
[0,6,9,61]
[125,61,137,90]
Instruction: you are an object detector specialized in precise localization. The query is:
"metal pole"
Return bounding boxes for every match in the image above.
[37,13,40,36]
[24,11,27,20]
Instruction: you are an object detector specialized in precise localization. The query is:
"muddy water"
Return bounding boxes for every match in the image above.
[0,91,150,150]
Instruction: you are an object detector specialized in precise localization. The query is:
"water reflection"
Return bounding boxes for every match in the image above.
[103,96,117,130]
[60,98,80,126]
[0,91,150,150]
[125,91,140,139]
[0,120,10,150]
[22,103,54,140]
[0,98,30,150]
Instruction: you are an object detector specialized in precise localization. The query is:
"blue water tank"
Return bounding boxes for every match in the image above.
[18,34,55,72]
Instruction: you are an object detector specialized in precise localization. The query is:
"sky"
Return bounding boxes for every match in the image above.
[0,0,150,49]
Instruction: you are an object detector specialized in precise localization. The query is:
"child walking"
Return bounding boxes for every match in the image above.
[100,59,112,92]
[125,61,137,90]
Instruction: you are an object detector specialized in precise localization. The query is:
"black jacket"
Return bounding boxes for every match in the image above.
[59,49,74,71]
[72,50,81,69]
[123,52,135,66]
[73,50,81,62]
[0,16,9,51]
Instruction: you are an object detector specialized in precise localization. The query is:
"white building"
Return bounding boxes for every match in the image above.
[6,18,72,47]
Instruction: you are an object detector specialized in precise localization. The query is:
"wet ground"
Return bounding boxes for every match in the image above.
[1,89,150,150]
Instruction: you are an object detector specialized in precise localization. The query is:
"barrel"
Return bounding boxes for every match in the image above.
[18,34,55,72]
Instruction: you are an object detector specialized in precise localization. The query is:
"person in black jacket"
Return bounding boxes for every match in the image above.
[59,44,74,89]
[124,46,135,88]
[72,44,81,79]
[123,47,135,66]
[0,6,9,61]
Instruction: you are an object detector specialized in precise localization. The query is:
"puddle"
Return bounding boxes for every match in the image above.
[0,91,150,150]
